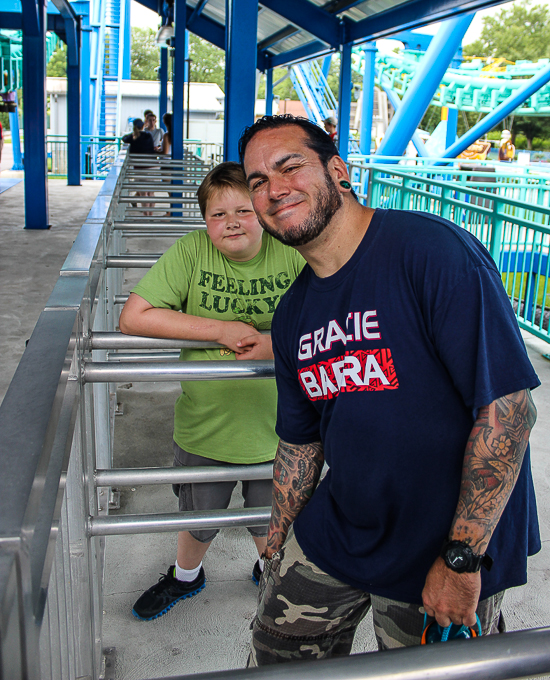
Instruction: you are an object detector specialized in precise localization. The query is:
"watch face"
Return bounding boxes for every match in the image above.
[447,547,468,570]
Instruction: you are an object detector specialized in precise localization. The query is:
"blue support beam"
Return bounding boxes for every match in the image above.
[21,0,49,228]
[359,42,375,155]
[258,26,301,52]
[9,92,24,171]
[159,47,169,131]
[347,0,503,43]
[376,14,473,159]
[259,0,342,48]
[445,106,458,150]
[338,42,352,162]
[267,40,331,69]
[439,63,550,161]
[224,0,258,161]
[381,84,428,157]
[172,0,187,160]
[265,67,273,116]
[66,15,81,186]
[186,3,225,49]
[321,54,331,79]
[123,0,132,80]
[188,0,209,25]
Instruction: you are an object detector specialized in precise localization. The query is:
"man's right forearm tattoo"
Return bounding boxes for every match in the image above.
[266,439,324,555]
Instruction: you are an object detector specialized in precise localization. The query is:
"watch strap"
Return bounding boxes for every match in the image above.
[441,539,493,573]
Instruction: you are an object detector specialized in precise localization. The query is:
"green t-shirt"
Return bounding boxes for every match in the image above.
[131,229,305,464]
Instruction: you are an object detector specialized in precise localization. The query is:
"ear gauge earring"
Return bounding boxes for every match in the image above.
[340,180,352,189]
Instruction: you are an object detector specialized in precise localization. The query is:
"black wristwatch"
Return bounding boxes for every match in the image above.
[441,539,493,573]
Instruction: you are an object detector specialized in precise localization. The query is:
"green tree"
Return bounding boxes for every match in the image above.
[47,43,67,77]
[463,0,550,62]
[256,55,363,105]
[512,116,550,148]
[188,34,225,89]
[131,27,160,80]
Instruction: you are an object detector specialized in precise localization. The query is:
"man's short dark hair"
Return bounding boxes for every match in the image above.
[238,115,339,168]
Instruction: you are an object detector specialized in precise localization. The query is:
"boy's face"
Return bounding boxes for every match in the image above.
[205,187,263,261]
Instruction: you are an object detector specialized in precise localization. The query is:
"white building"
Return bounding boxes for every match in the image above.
[47,78,226,142]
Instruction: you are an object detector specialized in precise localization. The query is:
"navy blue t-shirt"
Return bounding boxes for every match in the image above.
[272,208,540,604]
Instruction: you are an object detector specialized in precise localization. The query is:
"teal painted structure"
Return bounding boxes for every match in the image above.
[348,158,550,344]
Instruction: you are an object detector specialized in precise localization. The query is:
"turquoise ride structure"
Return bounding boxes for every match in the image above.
[290,16,550,160]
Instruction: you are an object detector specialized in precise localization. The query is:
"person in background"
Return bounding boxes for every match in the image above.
[144,112,164,152]
[122,118,155,215]
[119,162,304,622]
[323,116,337,141]
[498,130,515,162]
[162,112,172,155]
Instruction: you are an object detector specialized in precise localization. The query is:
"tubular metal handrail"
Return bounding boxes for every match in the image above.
[160,627,550,680]
[89,507,271,537]
[95,463,273,487]
[82,360,275,383]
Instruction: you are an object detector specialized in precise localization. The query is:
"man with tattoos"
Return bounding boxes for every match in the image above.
[238,115,540,664]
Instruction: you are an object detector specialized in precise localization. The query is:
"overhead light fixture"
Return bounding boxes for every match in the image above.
[156,24,174,47]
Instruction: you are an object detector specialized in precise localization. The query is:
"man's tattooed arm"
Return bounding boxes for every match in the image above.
[265,439,324,558]
[449,389,537,553]
[422,389,537,627]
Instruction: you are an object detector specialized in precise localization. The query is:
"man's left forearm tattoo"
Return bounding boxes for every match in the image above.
[451,389,537,553]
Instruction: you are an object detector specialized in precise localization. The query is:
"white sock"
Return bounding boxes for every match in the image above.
[258,558,264,572]
[175,560,202,582]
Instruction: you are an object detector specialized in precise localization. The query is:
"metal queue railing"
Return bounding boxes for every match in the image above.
[348,159,550,346]
[1,147,550,680]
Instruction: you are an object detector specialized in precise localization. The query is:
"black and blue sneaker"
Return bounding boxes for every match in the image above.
[252,560,262,586]
[132,566,205,621]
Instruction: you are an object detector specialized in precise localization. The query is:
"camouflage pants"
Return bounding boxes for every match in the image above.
[249,527,505,666]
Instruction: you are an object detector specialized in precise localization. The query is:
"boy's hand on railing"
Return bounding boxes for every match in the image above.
[235,334,274,360]
[217,321,261,355]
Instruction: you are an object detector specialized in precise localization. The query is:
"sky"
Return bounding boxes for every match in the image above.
[130,0,550,46]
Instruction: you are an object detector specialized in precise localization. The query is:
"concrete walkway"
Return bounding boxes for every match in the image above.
[0,178,103,404]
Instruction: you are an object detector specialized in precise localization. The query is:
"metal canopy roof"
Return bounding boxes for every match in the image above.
[137,0,509,70]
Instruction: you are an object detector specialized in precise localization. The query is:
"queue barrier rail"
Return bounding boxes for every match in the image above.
[1,148,550,679]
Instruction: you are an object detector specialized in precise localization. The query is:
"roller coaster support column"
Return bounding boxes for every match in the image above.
[265,68,273,116]
[338,42,352,161]
[224,0,258,161]
[381,85,428,157]
[360,43,376,155]
[9,92,24,171]
[73,1,91,177]
[322,55,331,80]
[22,0,49,228]
[172,0,187,160]
[444,106,458,150]
[159,47,169,130]
[439,63,550,161]
[123,0,131,79]
[66,16,81,186]
[376,13,473,160]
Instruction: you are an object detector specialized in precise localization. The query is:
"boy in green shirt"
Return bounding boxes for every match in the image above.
[119,162,304,621]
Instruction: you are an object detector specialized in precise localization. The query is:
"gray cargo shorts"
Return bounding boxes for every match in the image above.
[172,441,273,543]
